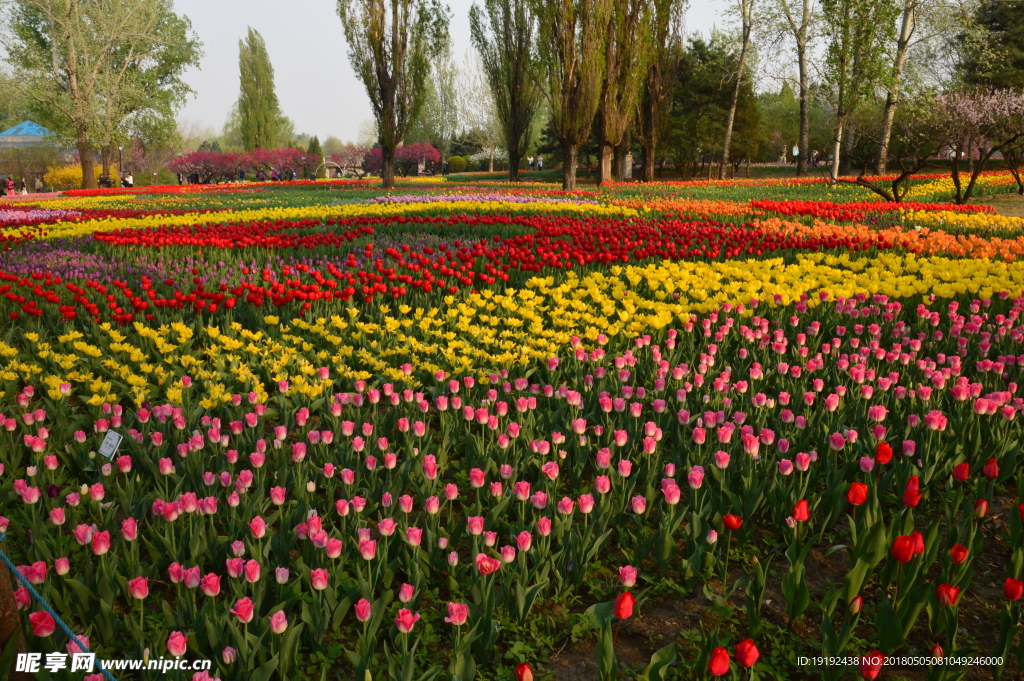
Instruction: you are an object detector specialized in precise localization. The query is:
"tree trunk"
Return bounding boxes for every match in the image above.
[613,137,628,182]
[562,143,578,191]
[77,129,95,189]
[840,127,854,176]
[488,149,494,173]
[641,141,655,182]
[796,42,809,177]
[875,0,916,175]
[719,21,752,180]
[598,143,613,185]
[830,119,844,181]
[381,145,396,190]
[509,147,520,182]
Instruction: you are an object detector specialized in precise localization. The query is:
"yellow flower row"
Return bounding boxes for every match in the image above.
[1,200,639,240]
[903,209,1024,232]
[3,252,1022,407]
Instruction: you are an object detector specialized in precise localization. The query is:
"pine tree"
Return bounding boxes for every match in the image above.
[963,0,1024,89]
[238,28,283,151]
[307,136,326,178]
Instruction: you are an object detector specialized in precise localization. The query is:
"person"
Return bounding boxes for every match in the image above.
[443,161,449,175]
[291,169,298,181]
[125,173,134,188]
[238,169,246,182]
[257,170,266,182]
[271,170,279,182]
[19,178,27,194]
[527,155,534,171]
[536,155,543,172]
[34,177,42,192]
[6,178,15,194]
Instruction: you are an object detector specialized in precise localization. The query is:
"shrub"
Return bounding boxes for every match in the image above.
[448,156,467,173]
[44,165,118,190]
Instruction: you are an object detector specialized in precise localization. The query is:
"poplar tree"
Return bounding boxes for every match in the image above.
[238,28,282,151]
[470,0,542,181]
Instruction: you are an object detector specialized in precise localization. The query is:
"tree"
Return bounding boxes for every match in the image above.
[595,0,653,183]
[819,0,898,180]
[719,0,757,178]
[2,0,201,189]
[763,0,817,175]
[307,136,325,177]
[962,0,1024,88]
[470,0,542,181]
[536,0,612,189]
[405,45,460,162]
[459,53,505,172]
[936,88,1024,204]
[238,28,283,151]
[337,0,449,189]
[637,0,683,182]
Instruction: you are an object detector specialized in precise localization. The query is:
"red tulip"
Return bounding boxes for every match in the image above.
[891,535,915,563]
[792,499,810,522]
[723,514,743,531]
[859,651,884,679]
[974,499,989,517]
[874,442,892,464]
[515,663,534,681]
[952,462,970,481]
[949,544,968,565]
[983,458,999,479]
[708,646,731,676]
[903,488,922,508]
[846,482,868,506]
[735,638,759,667]
[1005,578,1024,601]
[613,591,635,619]
[936,583,960,606]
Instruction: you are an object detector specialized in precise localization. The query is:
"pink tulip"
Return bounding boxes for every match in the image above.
[687,466,705,489]
[55,557,70,576]
[595,476,611,494]
[445,602,469,625]
[516,531,532,551]
[310,569,329,591]
[399,583,415,603]
[269,610,288,634]
[620,565,637,588]
[406,527,422,547]
[631,496,647,514]
[617,460,633,477]
[167,631,188,657]
[354,598,372,622]
[128,576,149,600]
[244,560,260,583]
[249,516,267,539]
[537,517,552,536]
[378,518,397,536]
[828,433,846,451]
[359,539,377,560]
[578,494,595,514]
[91,531,111,555]
[394,608,421,633]
[201,573,221,597]
[230,597,255,623]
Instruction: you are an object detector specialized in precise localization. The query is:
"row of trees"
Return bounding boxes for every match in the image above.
[335,0,1024,190]
[0,0,201,189]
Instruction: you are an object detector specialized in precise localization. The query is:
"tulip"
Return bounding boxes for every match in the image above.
[394,608,420,633]
[983,458,999,479]
[230,597,255,623]
[167,631,188,657]
[891,535,915,563]
[249,516,267,539]
[91,531,111,555]
[735,638,759,668]
[29,611,56,637]
[269,610,288,634]
[476,553,501,575]
[949,544,968,565]
[613,591,635,619]
[1004,577,1023,601]
[723,514,743,531]
[445,602,469,625]
[221,647,237,664]
[708,647,731,676]
[244,560,260,583]
[859,651,884,679]
[55,557,70,576]
[310,569,329,591]
[846,482,868,506]
[619,565,637,588]
[128,576,149,600]
[515,663,534,681]
[354,598,372,622]
[200,573,221,597]
[936,584,960,606]
[399,583,415,603]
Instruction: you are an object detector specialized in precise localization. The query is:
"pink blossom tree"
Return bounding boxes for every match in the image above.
[936,88,1024,204]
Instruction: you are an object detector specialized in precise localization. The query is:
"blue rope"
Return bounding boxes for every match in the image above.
[0,532,118,681]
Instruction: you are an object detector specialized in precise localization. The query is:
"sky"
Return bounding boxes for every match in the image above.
[172,0,723,143]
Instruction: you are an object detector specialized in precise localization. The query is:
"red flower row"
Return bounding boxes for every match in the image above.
[750,199,992,222]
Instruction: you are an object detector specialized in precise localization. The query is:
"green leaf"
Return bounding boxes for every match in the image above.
[637,643,676,681]
[250,655,280,681]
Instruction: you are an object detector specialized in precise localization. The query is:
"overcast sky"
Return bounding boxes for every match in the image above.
[172,0,724,143]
